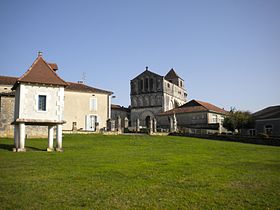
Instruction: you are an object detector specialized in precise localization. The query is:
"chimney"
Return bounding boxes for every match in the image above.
[38,51,43,57]
[77,81,84,84]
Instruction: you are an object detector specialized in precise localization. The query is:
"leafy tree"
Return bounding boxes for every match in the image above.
[223,109,255,133]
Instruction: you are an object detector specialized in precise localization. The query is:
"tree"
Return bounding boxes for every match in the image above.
[223,109,255,133]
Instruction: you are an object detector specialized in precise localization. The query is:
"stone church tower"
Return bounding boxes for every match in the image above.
[130,67,187,129]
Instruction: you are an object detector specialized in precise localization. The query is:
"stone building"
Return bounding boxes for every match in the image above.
[157,99,228,133]
[130,67,187,129]
[250,105,280,137]
[12,53,68,152]
[111,104,130,131]
[0,55,112,137]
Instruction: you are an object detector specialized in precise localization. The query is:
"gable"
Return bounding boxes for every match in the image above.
[131,69,163,81]
[12,56,68,90]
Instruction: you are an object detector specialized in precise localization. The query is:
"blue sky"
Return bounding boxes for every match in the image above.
[0,0,279,112]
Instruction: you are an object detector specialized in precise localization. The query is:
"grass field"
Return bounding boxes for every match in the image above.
[0,134,279,209]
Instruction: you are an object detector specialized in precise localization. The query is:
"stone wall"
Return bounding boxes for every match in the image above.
[130,106,162,127]
[0,95,47,138]
[0,96,14,137]
[255,119,280,137]
[111,108,130,127]
[157,111,227,133]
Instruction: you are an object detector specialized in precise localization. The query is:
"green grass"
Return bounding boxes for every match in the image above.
[0,134,279,209]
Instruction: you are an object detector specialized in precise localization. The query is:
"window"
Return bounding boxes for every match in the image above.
[90,98,97,111]
[167,83,170,88]
[38,95,46,111]
[145,78,149,90]
[265,125,273,135]
[249,129,256,136]
[212,115,218,123]
[150,78,154,90]
[180,81,183,87]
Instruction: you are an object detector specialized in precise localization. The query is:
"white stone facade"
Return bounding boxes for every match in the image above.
[14,84,64,122]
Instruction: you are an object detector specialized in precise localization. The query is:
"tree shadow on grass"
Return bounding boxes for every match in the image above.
[0,144,44,151]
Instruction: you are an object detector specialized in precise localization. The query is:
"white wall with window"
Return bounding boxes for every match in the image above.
[63,91,110,131]
[17,84,64,121]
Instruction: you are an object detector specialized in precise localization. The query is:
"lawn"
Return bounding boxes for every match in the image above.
[0,134,279,209]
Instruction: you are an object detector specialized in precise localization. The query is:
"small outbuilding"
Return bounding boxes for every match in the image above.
[12,52,68,152]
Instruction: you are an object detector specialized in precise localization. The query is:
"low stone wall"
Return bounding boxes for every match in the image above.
[169,133,280,146]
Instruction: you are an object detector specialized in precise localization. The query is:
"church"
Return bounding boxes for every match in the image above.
[130,67,187,129]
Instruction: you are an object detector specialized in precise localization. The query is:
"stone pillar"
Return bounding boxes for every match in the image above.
[173,113,177,132]
[153,118,157,133]
[18,122,26,152]
[47,126,54,152]
[56,124,63,152]
[111,120,115,131]
[117,116,122,132]
[149,118,153,134]
[169,116,174,132]
[136,118,140,132]
[124,117,129,128]
[13,124,19,152]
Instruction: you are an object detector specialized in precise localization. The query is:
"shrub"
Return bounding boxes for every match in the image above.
[257,133,269,138]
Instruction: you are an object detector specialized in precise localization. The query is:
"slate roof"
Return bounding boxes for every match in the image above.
[12,55,68,89]
[159,99,228,116]
[253,105,280,120]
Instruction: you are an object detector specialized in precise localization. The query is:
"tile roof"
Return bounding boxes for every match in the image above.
[48,63,58,71]
[66,82,113,95]
[159,99,228,116]
[0,75,112,95]
[12,55,68,89]
[111,104,130,111]
[0,76,17,85]
[253,105,280,120]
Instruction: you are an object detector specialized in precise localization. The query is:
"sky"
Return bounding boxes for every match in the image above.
[0,0,279,112]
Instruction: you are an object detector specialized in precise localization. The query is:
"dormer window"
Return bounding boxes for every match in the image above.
[38,95,47,111]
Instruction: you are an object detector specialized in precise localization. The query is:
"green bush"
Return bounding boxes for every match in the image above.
[257,133,269,138]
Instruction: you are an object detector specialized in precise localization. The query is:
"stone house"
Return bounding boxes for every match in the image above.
[64,82,112,131]
[12,53,68,151]
[157,99,228,133]
[130,67,187,129]
[0,55,112,137]
[250,105,280,137]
